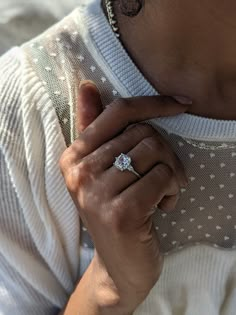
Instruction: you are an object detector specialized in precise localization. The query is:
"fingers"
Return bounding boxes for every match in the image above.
[98,129,187,195]
[84,124,156,173]
[158,194,180,212]
[116,163,179,217]
[76,80,103,133]
[123,133,187,185]
[59,123,154,177]
[61,122,187,199]
[72,96,190,159]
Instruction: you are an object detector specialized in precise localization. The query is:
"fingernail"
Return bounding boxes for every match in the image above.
[173,96,193,105]
[79,80,98,92]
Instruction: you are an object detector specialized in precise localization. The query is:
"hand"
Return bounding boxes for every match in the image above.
[59,81,189,313]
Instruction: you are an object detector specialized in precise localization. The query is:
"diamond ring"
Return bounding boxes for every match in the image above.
[113,153,141,178]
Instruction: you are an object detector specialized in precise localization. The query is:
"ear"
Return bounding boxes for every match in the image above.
[76,80,104,133]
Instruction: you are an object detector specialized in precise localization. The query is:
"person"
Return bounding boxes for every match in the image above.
[0,0,236,314]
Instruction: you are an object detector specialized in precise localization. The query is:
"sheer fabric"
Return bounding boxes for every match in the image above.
[0,0,236,313]
[24,0,236,255]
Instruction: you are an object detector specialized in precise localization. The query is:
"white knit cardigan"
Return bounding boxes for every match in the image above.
[0,0,236,314]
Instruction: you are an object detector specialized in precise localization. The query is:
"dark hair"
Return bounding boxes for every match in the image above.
[119,0,144,17]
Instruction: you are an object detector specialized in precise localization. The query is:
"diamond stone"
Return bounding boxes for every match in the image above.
[114,153,131,171]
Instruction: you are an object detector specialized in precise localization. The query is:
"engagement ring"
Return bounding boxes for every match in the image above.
[113,153,141,178]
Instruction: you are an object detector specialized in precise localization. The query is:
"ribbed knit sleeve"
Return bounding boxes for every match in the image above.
[0,47,81,314]
[1,1,236,314]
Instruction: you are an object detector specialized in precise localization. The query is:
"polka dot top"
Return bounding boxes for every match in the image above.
[22,0,236,255]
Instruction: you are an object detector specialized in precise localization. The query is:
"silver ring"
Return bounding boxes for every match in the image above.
[113,153,141,178]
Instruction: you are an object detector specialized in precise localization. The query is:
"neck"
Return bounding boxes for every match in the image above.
[103,0,236,120]
[103,1,195,101]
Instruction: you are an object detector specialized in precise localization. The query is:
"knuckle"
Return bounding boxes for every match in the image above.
[112,97,129,109]
[59,147,76,175]
[65,159,92,192]
[103,142,113,152]
[76,159,92,180]
[109,98,131,116]
[132,123,155,138]
[154,165,180,196]
[72,137,87,156]
[154,163,174,180]
[59,140,86,174]
[98,141,114,157]
[62,167,78,193]
[59,150,68,173]
[142,135,165,152]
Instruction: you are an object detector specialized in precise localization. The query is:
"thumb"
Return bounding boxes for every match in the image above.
[76,80,103,133]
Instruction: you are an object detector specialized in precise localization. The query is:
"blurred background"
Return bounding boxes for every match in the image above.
[0,0,80,55]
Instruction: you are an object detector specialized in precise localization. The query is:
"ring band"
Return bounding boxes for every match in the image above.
[113,153,141,178]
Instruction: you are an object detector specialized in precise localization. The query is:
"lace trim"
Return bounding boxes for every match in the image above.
[182,138,236,150]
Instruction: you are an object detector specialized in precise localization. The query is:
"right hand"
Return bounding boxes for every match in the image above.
[59,82,189,313]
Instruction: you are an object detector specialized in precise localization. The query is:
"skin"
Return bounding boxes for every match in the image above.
[60,1,236,313]
[60,84,189,314]
[103,0,236,119]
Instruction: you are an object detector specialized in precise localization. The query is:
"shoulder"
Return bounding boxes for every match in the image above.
[0,47,23,146]
[20,8,89,146]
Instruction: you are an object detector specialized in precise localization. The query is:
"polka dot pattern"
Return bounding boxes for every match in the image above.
[27,16,236,255]
[151,129,236,253]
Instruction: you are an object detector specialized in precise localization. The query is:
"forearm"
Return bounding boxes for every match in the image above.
[59,259,102,315]
[58,258,134,315]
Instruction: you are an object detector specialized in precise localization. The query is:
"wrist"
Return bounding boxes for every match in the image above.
[90,255,136,315]
[63,256,133,315]
[63,260,100,315]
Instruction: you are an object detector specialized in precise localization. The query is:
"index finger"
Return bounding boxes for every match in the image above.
[75,96,189,157]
